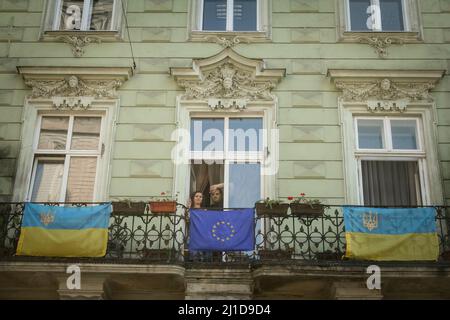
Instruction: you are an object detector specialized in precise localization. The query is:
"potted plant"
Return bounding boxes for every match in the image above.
[149,191,178,214]
[255,198,289,217]
[111,199,148,215]
[289,193,327,217]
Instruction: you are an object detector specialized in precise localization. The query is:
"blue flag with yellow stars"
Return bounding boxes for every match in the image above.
[189,208,255,251]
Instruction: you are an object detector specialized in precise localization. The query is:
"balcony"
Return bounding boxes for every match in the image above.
[1,202,449,266]
[1,202,450,299]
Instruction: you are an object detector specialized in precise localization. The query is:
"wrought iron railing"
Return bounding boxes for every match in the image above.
[0,203,449,265]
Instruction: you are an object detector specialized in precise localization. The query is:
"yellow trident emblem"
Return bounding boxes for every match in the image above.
[363,211,379,231]
[40,211,55,226]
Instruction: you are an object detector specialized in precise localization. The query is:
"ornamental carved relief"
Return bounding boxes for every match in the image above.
[179,63,275,101]
[358,36,403,58]
[171,48,285,109]
[56,35,101,58]
[25,75,122,100]
[203,35,252,48]
[336,78,435,103]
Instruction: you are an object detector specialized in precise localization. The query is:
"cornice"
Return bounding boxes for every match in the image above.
[17,66,133,109]
[328,69,445,112]
[171,48,285,109]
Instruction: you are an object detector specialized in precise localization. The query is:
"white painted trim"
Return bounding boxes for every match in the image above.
[48,0,121,32]
[190,0,270,38]
[339,101,444,205]
[173,100,278,209]
[13,99,119,202]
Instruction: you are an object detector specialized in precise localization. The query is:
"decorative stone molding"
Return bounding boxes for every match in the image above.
[208,98,247,111]
[358,36,404,58]
[171,48,285,107]
[56,35,101,58]
[328,69,445,113]
[18,66,133,109]
[203,35,252,48]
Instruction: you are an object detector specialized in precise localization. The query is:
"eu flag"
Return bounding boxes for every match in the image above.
[189,208,255,251]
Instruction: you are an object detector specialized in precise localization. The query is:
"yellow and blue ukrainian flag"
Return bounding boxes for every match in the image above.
[343,207,439,261]
[16,203,111,258]
[189,208,254,251]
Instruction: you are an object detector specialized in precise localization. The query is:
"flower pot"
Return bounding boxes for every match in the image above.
[112,201,147,215]
[255,203,289,217]
[149,201,177,214]
[290,203,324,217]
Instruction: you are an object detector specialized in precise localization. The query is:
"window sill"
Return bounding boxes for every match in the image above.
[189,30,271,45]
[340,31,422,43]
[41,31,123,57]
[42,30,122,41]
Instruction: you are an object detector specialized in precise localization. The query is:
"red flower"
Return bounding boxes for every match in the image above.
[300,193,305,197]
[287,196,294,201]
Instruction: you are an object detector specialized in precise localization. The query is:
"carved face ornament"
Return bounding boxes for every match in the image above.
[220,64,236,90]
[380,79,391,91]
[67,76,79,88]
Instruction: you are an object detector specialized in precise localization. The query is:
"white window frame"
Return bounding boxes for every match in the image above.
[336,0,423,43]
[13,101,119,203]
[345,0,409,32]
[189,114,266,207]
[353,115,427,205]
[27,114,105,202]
[43,0,123,33]
[173,101,278,209]
[339,103,443,206]
[354,116,423,152]
[188,0,271,42]
[198,0,260,32]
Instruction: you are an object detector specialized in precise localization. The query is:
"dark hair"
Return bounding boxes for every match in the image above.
[190,191,203,208]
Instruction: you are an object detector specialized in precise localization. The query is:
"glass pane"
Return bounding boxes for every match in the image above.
[380,0,404,31]
[348,0,372,31]
[391,120,418,150]
[361,161,422,206]
[59,1,85,31]
[203,0,227,31]
[38,117,69,150]
[357,119,384,149]
[228,118,263,151]
[191,118,224,151]
[65,157,97,202]
[71,117,101,150]
[31,159,65,202]
[234,0,257,31]
[89,0,114,31]
[190,162,224,208]
[229,163,260,208]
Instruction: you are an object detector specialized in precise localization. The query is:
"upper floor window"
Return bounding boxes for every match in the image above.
[202,0,258,31]
[355,117,425,206]
[346,0,407,32]
[189,0,271,37]
[189,117,264,208]
[29,114,104,202]
[44,0,122,32]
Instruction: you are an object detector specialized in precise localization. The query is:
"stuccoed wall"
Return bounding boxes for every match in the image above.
[0,0,449,205]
